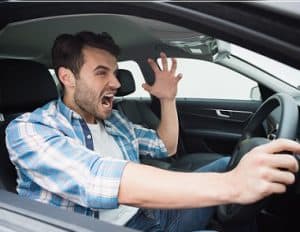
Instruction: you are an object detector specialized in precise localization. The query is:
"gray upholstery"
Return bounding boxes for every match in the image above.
[117,100,160,130]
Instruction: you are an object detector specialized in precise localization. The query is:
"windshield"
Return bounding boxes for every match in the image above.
[231,44,300,89]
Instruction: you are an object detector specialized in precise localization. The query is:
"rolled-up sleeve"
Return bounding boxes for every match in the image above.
[6,116,128,209]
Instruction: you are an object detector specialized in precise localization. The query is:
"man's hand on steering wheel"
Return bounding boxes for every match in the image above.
[227,139,299,204]
[217,93,300,224]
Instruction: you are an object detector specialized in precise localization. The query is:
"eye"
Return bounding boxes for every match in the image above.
[95,70,107,76]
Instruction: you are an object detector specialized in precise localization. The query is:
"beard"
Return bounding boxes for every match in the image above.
[73,81,113,121]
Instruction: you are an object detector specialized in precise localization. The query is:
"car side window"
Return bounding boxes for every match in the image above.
[49,69,60,86]
[117,60,150,99]
[158,58,261,101]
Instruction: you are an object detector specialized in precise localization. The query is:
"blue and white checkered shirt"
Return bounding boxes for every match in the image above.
[5,99,168,217]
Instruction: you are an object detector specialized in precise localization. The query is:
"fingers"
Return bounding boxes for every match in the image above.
[268,154,299,173]
[255,139,300,172]
[170,57,177,74]
[160,52,168,71]
[261,167,296,185]
[268,182,287,194]
[234,139,300,203]
[147,58,160,73]
[258,138,300,154]
[148,52,178,74]
[142,83,151,93]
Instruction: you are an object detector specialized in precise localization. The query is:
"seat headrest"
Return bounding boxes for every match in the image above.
[116,69,136,97]
[0,59,58,114]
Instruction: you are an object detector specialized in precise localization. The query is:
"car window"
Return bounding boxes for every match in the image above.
[232,44,300,89]
[49,69,60,86]
[117,60,150,99]
[157,58,261,101]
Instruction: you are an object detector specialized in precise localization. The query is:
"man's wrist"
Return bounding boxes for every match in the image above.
[159,98,176,104]
[221,171,241,204]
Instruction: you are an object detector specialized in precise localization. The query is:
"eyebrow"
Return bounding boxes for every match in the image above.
[93,65,110,72]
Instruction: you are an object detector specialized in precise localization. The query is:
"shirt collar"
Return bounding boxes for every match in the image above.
[57,98,82,122]
[57,99,126,138]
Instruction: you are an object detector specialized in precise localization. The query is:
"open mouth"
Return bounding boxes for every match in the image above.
[101,93,114,109]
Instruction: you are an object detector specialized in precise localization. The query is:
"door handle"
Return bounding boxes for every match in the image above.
[216,109,231,118]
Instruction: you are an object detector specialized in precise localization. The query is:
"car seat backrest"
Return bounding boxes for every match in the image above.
[115,69,160,129]
[116,69,136,97]
[0,59,58,193]
[116,100,160,129]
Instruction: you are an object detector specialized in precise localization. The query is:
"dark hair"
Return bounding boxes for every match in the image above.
[52,31,120,79]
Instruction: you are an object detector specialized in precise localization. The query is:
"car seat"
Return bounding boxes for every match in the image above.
[0,59,58,192]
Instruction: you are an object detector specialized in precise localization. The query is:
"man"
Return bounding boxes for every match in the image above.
[6,31,300,231]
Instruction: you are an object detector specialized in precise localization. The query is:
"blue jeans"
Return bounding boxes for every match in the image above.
[125,157,230,232]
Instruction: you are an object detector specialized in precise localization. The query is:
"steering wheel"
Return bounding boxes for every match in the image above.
[217,93,299,224]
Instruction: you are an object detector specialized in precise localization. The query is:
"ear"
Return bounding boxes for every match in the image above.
[58,67,76,88]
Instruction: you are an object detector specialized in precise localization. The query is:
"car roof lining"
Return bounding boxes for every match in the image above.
[0,13,209,66]
[0,2,299,71]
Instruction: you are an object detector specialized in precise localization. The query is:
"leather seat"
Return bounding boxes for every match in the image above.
[116,69,225,171]
[0,59,58,192]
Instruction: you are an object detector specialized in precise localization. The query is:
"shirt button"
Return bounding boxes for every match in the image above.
[87,135,92,139]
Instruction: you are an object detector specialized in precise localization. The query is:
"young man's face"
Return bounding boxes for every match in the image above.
[73,46,120,121]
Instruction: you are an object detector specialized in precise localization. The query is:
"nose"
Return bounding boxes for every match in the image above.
[109,73,121,89]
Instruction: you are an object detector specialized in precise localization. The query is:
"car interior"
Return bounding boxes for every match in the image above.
[0,58,137,232]
[0,2,300,232]
[115,69,224,171]
[0,59,59,193]
[0,59,224,195]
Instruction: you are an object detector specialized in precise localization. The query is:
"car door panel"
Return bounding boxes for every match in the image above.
[177,98,262,155]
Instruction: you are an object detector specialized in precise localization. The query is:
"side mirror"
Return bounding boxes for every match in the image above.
[250,86,261,100]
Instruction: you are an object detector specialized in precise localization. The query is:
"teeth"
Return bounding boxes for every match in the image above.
[101,93,114,109]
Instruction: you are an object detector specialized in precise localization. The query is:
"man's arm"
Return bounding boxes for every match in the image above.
[157,99,178,155]
[142,52,182,155]
[118,139,299,208]
[119,162,234,208]
[6,114,128,209]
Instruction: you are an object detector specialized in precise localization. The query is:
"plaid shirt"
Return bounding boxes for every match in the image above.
[6,99,168,217]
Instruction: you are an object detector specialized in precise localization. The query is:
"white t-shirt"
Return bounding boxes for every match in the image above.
[87,121,138,226]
